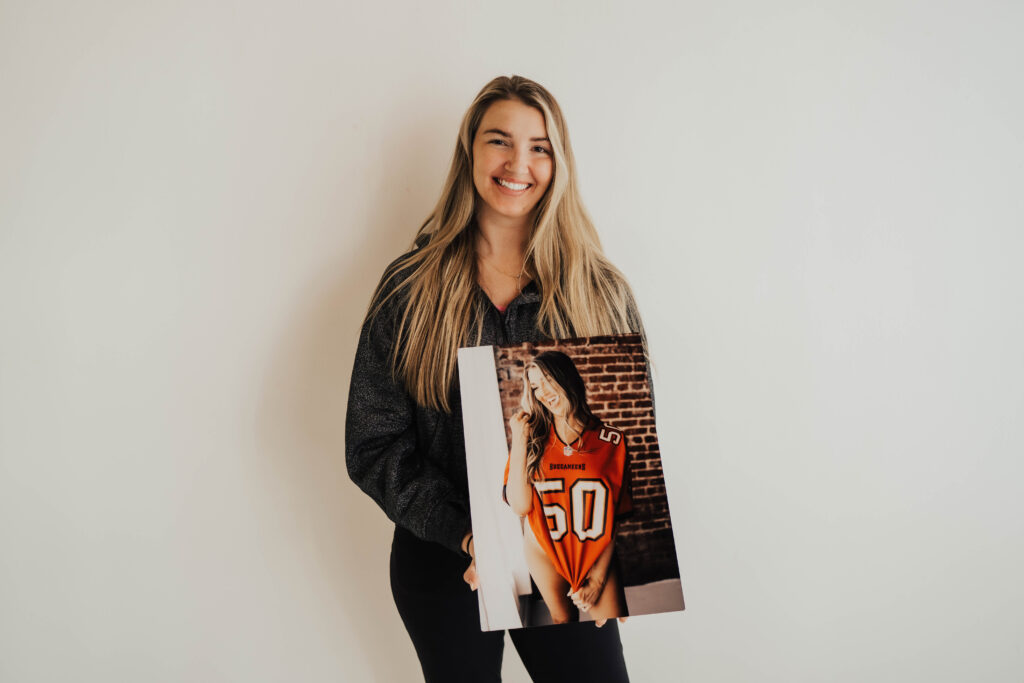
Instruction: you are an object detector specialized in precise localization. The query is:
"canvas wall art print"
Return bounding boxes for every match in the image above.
[458,333,685,631]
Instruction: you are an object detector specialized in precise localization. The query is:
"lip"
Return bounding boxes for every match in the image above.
[492,177,532,196]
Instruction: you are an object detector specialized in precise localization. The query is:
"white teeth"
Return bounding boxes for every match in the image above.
[497,178,529,191]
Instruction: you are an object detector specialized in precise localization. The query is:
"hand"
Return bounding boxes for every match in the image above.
[595,617,628,628]
[461,535,478,591]
[567,571,607,614]
[509,410,530,445]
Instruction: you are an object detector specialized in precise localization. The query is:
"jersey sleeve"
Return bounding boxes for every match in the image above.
[615,438,634,519]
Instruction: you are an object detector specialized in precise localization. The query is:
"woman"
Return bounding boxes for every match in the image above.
[346,75,645,683]
[504,351,631,626]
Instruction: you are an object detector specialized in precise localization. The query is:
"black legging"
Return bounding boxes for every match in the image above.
[390,525,631,683]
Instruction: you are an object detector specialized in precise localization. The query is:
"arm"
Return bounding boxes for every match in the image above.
[504,411,534,516]
[586,522,618,587]
[344,274,471,555]
[571,434,630,609]
[568,520,619,609]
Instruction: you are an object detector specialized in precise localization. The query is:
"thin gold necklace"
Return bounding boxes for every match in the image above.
[479,256,530,294]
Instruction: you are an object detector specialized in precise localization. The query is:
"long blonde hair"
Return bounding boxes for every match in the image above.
[368,75,643,412]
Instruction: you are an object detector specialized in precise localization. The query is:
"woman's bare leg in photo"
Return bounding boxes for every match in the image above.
[523,523,573,624]
[587,561,628,622]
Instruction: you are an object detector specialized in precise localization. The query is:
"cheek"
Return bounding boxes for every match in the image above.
[475,145,503,172]
[534,160,554,189]
[472,162,494,196]
[471,149,489,181]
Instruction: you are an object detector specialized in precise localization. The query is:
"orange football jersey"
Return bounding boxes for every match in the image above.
[504,423,632,592]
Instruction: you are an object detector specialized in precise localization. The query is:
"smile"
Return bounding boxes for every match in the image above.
[493,177,531,193]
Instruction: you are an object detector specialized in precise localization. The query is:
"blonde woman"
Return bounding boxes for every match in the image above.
[346,75,645,683]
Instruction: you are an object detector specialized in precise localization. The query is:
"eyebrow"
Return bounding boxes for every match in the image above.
[482,128,550,143]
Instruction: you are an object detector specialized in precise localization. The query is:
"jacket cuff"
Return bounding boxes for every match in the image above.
[425,499,472,557]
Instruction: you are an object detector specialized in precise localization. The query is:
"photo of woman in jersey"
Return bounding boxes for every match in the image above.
[503,350,631,625]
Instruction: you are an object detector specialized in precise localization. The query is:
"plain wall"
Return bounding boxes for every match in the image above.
[2,1,1022,681]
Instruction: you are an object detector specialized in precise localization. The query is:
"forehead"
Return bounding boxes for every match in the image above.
[526,366,547,384]
[477,99,547,139]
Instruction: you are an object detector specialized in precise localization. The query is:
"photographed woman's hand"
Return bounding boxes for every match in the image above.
[509,410,531,446]
[568,571,607,613]
[571,573,629,628]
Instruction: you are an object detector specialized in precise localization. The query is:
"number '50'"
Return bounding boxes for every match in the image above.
[532,479,609,542]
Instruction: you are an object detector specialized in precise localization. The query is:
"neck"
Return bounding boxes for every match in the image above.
[474,207,531,262]
[554,414,585,442]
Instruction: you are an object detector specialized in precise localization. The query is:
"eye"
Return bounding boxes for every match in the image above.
[488,139,509,146]
[533,146,551,155]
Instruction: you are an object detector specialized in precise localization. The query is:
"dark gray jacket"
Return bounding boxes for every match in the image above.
[344,250,648,556]
[345,253,548,555]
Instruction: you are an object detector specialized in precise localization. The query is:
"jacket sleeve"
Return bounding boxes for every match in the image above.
[625,285,657,421]
[344,276,471,556]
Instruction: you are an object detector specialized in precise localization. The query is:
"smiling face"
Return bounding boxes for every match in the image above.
[472,98,554,226]
[527,365,569,419]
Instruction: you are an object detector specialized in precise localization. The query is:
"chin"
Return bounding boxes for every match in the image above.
[493,202,533,219]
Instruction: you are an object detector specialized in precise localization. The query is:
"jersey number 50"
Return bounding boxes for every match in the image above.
[533,479,609,542]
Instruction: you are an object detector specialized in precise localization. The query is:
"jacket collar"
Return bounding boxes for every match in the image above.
[516,279,541,305]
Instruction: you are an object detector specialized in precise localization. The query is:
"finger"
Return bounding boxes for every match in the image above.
[463,565,478,591]
[618,617,628,624]
[595,619,607,628]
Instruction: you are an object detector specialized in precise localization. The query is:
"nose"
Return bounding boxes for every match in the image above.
[505,146,529,176]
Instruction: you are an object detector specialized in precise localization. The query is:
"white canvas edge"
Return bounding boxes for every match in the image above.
[457,345,532,632]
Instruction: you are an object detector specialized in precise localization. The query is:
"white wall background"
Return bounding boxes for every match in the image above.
[2,1,1022,681]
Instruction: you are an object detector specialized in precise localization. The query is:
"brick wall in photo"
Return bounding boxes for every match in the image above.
[495,333,679,586]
